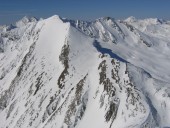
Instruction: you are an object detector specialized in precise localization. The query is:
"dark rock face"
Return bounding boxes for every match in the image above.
[58,40,70,89]
[64,75,88,127]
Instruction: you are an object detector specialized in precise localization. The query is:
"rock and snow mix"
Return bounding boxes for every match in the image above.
[0,15,170,128]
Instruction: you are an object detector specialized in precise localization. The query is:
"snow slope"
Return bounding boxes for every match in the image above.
[0,15,170,128]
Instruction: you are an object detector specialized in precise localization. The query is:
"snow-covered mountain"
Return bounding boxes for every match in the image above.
[0,15,170,128]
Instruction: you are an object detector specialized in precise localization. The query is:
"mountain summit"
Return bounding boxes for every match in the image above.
[0,15,170,128]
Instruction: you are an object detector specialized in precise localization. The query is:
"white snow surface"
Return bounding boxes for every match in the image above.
[0,15,170,128]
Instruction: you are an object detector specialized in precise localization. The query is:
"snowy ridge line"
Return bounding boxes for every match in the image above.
[93,39,170,85]
[0,15,170,128]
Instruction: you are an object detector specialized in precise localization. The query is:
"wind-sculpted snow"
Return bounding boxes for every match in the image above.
[0,15,170,128]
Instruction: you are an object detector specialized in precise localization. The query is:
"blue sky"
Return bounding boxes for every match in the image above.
[0,0,170,25]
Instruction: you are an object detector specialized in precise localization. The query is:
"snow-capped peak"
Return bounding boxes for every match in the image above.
[47,15,62,21]
[143,18,163,25]
[125,16,137,22]
[0,15,170,128]
[15,16,38,27]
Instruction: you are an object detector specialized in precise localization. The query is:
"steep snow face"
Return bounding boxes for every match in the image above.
[0,15,170,128]
[73,17,170,83]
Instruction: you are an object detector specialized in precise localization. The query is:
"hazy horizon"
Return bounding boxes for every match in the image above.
[0,0,170,25]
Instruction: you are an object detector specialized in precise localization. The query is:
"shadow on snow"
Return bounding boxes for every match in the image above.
[93,40,128,63]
